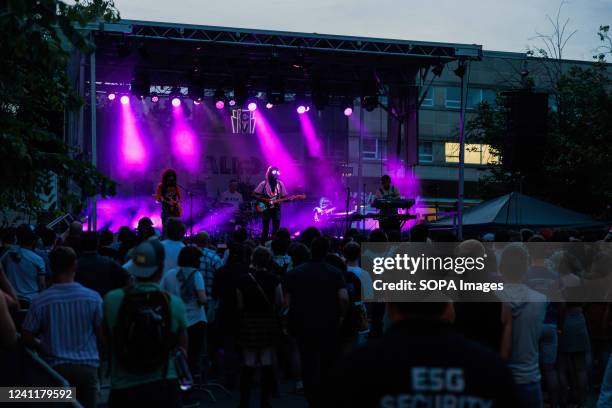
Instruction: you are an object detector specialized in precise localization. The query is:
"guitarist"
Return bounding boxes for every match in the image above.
[155,168,182,227]
[253,166,287,242]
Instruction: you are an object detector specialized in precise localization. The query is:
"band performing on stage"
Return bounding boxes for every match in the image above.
[154,166,414,240]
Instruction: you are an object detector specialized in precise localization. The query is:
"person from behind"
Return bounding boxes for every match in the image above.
[452,239,513,361]
[284,237,348,407]
[161,245,207,377]
[498,243,547,408]
[98,229,118,259]
[103,240,188,408]
[63,221,83,255]
[161,217,186,274]
[194,231,223,321]
[325,254,365,354]
[331,301,520,407]
[22,246,102,408]
[343,241,373,301]
[76,231,128,297]
[236,246,283,407]
[1,224,46,307]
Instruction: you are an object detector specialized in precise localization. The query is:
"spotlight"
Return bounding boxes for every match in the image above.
[107,93,116,101]
[297,105,307,114]
[150,94,159,103]
[266,102,273,109]
[171,97,181,107]
[228,99,236,107]
[193,100,201,105]
[343,97,354,116]
[247,102,257,111]
[120,95,130,105]
[214,89,226,109]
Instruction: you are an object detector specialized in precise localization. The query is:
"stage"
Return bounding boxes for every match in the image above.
[71,20,482,235]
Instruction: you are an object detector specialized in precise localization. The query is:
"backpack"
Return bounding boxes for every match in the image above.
[113,286,174,374]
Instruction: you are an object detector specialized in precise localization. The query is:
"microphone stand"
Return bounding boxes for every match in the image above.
[345,187,351,235]
[177,183,194,239]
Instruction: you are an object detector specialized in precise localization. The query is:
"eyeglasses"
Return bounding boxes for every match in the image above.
[271,170,280,175]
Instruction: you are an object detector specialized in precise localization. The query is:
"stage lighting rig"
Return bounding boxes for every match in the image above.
[130,71,150,99]
[214,89,226,109]
[312,87,330,111]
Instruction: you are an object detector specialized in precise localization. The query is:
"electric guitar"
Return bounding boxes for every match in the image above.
[256,194,306,213]
[154,194,182,217]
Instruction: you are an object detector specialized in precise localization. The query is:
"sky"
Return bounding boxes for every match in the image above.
[111,0,611,61]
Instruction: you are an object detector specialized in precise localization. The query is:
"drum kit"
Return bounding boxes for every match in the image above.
[199,197,261,238]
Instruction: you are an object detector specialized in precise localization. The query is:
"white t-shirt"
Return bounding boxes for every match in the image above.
[220,190,243,211]
[347,265,374,301]
[161,267,207,326]
[161,240,185,274]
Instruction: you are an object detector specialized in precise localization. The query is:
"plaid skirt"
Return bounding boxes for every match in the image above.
[239,312,282,349]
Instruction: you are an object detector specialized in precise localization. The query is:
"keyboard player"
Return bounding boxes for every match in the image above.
[374,174,401,233]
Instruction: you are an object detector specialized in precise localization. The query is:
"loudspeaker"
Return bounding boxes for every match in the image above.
[502,91,548,173]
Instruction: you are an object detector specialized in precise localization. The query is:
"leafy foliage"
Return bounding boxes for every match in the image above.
[0,0,119,215]
[468,61,612,218]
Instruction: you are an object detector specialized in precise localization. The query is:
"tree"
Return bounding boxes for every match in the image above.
[0,0,119,216]
[467,50,612,218]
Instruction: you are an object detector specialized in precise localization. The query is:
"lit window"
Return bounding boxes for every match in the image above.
[445,87,461,108]
[421,87,435,107]
[445,142,500,165]
[419,141,433,163]
[362,138,379,160]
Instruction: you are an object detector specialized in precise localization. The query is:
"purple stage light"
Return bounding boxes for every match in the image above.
[120,95,130,105]
[265,102,273,109]
[151,95,159,103]
[171,97,181,107]
[228,99,236,107]
[247,102,257,111]
[108,93,116,101]
[343,107,353,116]
[297,105,307,114]
[215,100,225,110]
[193,100,201,105]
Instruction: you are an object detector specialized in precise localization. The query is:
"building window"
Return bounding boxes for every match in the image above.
[483,89,497,105]
[445,142,500,165]
[362,138,379,160]
[419,141,433,163]
[467,89,482,109]
[421,87,434,107]
[445,87,461,108]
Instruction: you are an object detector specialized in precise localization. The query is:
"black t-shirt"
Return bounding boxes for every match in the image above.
[331,319,520,408]
[75,253,128,297]
[237,269,280,316]
[453,302,504,355]
[284,261,346,340]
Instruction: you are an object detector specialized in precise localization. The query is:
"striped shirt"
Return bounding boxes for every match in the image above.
[22,282,102,367]
[200,248,223,299]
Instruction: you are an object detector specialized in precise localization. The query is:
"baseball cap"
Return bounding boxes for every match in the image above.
[124,240,165,278]
[482,233,494,242]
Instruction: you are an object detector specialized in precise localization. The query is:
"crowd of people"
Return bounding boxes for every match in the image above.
[1,219,612,408]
